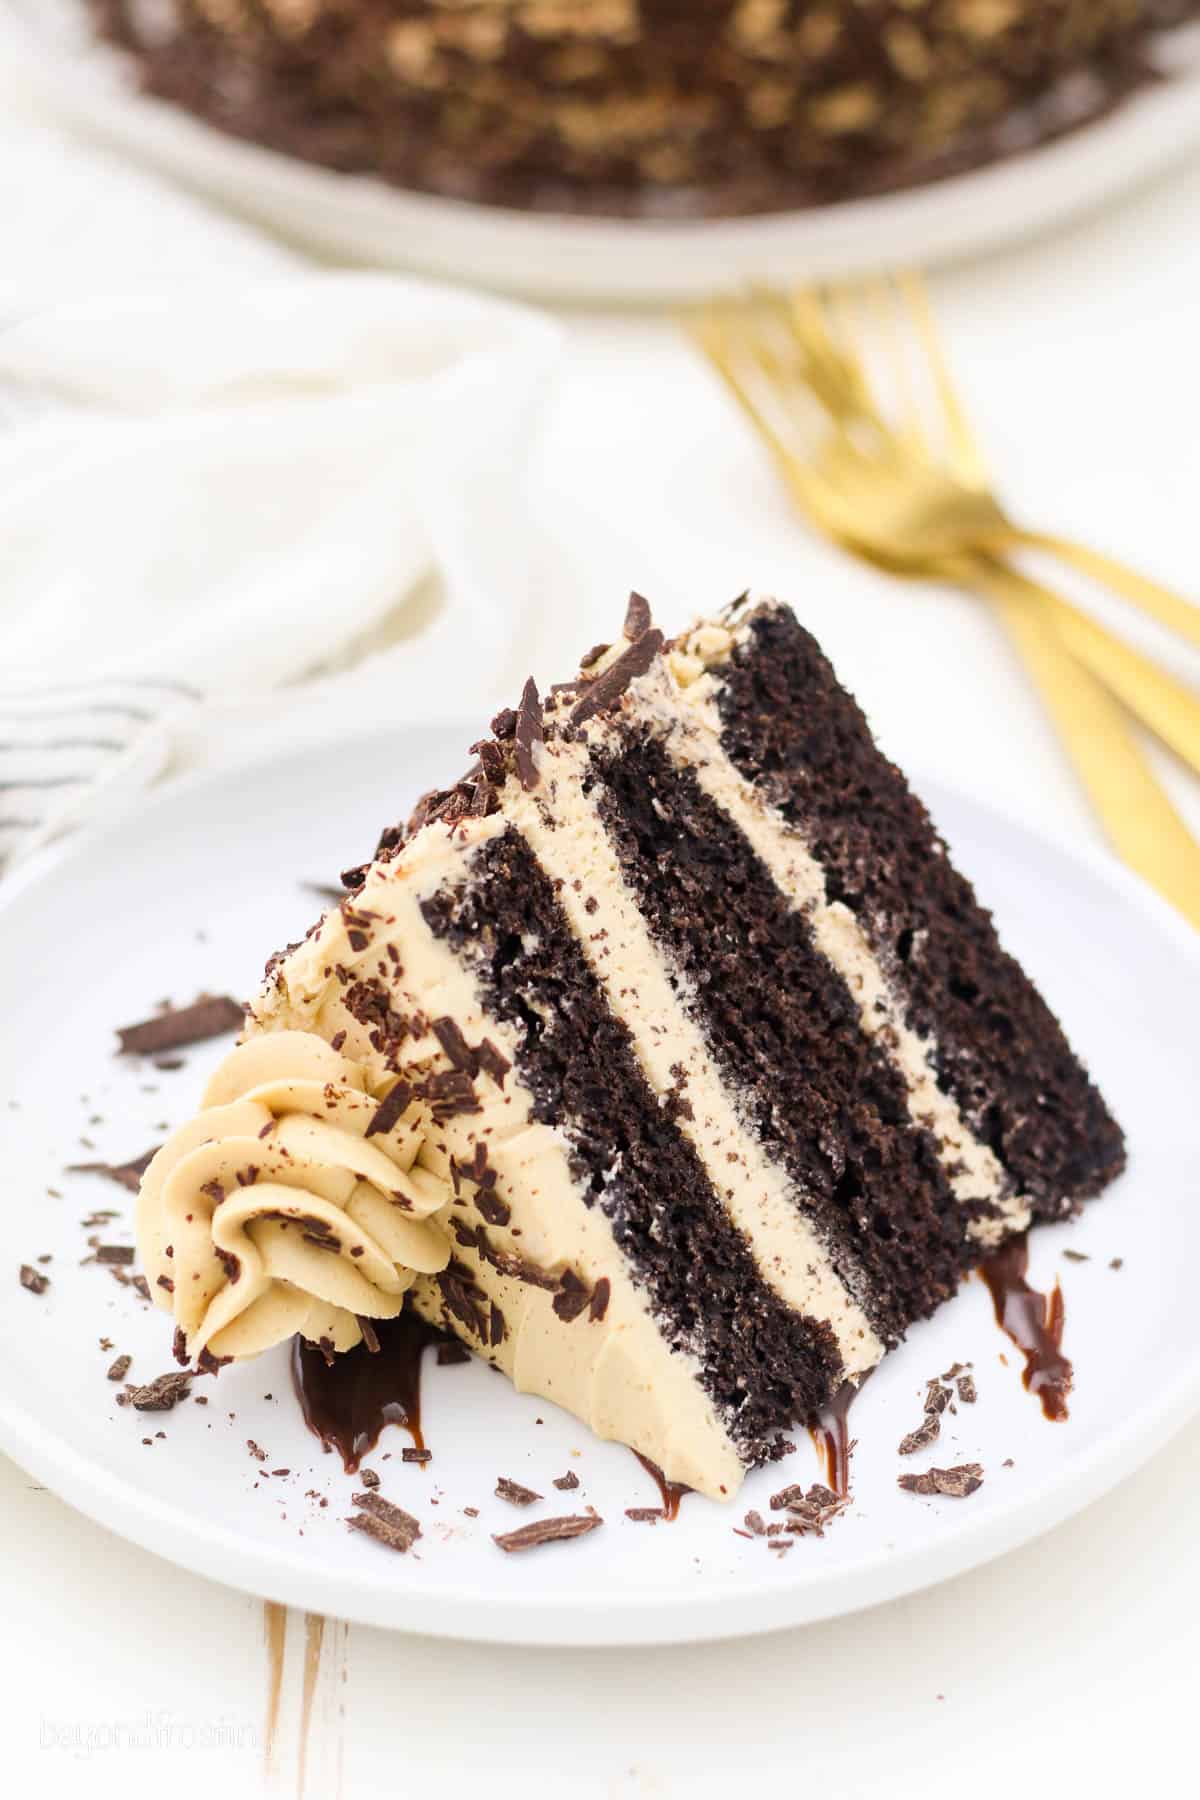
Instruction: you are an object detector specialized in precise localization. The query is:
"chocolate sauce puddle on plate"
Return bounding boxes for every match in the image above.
[632,1451,691,1520]
[808,1377,860,1498]
[291,1313,452,1472]
[979,1234,1072,1420]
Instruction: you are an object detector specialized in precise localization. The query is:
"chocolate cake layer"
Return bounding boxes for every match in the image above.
[90,1,1198,219]
[590,729,971,1338]
[421,823,843,1461]
[712,603,1126,1217]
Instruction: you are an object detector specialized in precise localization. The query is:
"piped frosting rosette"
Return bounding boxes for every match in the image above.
[137,1031,452,1362]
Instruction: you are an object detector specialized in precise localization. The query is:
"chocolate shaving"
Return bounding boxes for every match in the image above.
[402,1447,432,1465]
[1062,1249,1090,1263]
[91,1244,135,1267]
[553,1470,580,1491]
[66,1146,158,1192]
[579,642,609,669]
[898,1414,942,1456]
[491,1513,602,1554]
[743,1510,767,1536]
[127,1372,192,1412]
[956,1374,978,1404]
[514,676,543,791]
[474,1039,510,1087]
[356,1317,381,1355]
[623,591,652,641]
[364,1081,413,1140]
[588,1277,611,1323]
[625,1507,665,1523]
[552,1269,591,1323]
[898,1463,984,1498]
[347,1496,421,1554]
[570,629,664,726]
[116,996,243,1056]
[436,1341,471,1367]
[496,1476,542,1507]
[107,1354,132,1382]
[476,1191,511,1227]
[19,1263,49,1295]
[489,1301,506,1347]
[359,1469,381,1489]
[246,1439,267,1461]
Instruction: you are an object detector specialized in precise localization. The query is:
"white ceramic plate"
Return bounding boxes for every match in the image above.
[1,724,1197,1646]
[4,1,1200,301]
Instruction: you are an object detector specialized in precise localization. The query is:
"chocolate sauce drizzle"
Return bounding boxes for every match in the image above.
[632,1451,691,1521]
[291,1313,453,1473]
[979,1234,1072,1420]
[808,1378,860,1499]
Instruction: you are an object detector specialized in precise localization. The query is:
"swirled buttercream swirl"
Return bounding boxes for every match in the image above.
[137,1031,452,1362]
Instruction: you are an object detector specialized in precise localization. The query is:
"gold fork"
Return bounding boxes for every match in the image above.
[693,279,1200,930]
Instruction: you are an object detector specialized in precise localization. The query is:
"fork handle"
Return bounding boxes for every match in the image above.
[1012,529,1200,651]
[961,562,1200,930]
[962,553,1200,782]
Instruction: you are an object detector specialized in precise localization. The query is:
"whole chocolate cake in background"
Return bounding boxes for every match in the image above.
[90,1,1198,216]
[137,596,1124,1499]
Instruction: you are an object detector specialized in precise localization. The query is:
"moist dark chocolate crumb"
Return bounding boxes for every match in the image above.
[625,1507,665,1523]
[363,1081,413,1140]
[898,1414,942,1456]
[623,591,652,641]
[246,1439,267,1462]
[436,1341,471,1367]
[106,1354,132,1382]
[496,1476,542,1507]
[19,1264,49,1295]
[898,1463,984,1498]
[127,1372,192,1411]
[514,676,544,791]
[359,1468,381,1489]
[553,1470,580,1491]
[116,996,243,1056]
[402,1448,432,1465]
[956,1374,978,1404]
[1062,1249,1090,1262]
[492,1512,603,1554]
[67,1147,158,1192]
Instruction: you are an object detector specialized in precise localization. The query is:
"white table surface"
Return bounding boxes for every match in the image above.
[4,73,1200,1800]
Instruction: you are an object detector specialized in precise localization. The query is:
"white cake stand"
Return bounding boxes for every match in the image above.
[4,1,1200,301]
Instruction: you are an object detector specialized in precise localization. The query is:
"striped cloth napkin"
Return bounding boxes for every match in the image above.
[0,112,560,879]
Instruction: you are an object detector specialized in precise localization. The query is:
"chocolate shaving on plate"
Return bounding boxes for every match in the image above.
[492,1512,603,1555]
[126,1372,192,1412]
[956,1373,978,1405]
[90,1244,135,1267]
[402,1448,432,1466]
[625,1507,665,1523]
[898,1413,942,1456]
[358,1469,381,1490]
[19,1264,49,1295]
[106,1354,132,1382]
[897,1463,985,1498]
[496,1476,542,1507]
[116,996,243,1057]
[67,1147,158,1192]
[346,1493,422,1554]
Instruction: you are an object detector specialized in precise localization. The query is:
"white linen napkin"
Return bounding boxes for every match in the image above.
[0,118,562,875]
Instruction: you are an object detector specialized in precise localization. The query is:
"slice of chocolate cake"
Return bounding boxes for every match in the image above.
[138,595,1123,1498]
